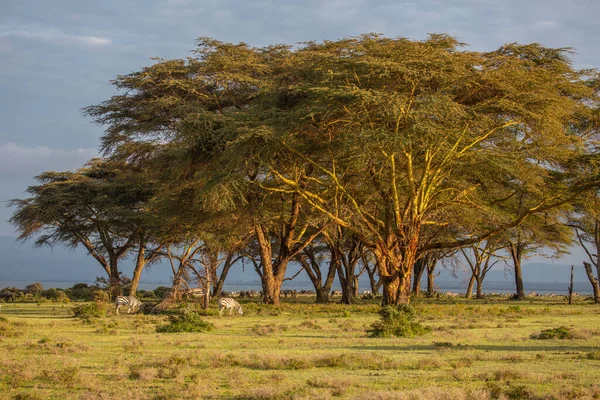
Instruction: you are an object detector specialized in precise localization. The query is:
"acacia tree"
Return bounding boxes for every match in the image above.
[259,36,599,304]
[85,35,600,306]
[460,240,503,299]
[10,159,161,294]
[295,240,338,303]
[568,189,600,303]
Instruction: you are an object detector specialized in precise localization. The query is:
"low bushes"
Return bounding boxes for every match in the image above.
[367,305,431,338]
[72,302,107,322]
[156,311,214,333]
[531,326,573,340]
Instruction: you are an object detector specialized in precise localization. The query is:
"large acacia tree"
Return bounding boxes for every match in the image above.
[252,36,599,304]
[85,35,600,305]
[10,159,163,294]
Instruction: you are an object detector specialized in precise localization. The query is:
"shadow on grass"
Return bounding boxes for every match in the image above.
[350,344,599,352]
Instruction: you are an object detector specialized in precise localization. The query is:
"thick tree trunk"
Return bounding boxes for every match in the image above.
[315,288,330,304]
[374,232,418,306]
[381,275,401,305]
[583,262,600,304]
[398,272,412,304]
[465,273,475,299]
[263,275,284,305]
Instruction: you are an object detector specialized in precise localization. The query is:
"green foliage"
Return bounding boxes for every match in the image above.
[40,288,66,301]
[25,283,44,296]
[153,286,170,299]
[72,302,106,322]
[367,305,431,338]
[531,326,573,340]
[156,311,214,333]
[66,283,96,301]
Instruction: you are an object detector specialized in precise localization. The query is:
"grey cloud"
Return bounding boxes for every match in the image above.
[0,27,111,47]
[0,143,98,178]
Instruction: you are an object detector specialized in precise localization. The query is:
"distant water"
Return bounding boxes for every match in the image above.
[0,279,592,296]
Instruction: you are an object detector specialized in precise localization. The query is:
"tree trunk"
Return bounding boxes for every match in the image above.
[212,253,238,298]
[568,265,574,305]
[263,274,283,305]
[583,262,600,304]
[129,245,146,296]
[381,275,400,305]
[513,261,525,300]
[412,258,426,296]
[476,278,483,299]
[398,272,411,304]
[465,273,475,299]
[509,242,525,300]
[297,249,337,304]
[427,262,437,296]
[315,288,330,304]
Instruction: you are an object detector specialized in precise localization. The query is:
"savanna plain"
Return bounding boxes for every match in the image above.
[1,297,600,400]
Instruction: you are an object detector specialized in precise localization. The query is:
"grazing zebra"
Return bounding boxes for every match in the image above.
[218,297,243,316]
[115,295,142,315]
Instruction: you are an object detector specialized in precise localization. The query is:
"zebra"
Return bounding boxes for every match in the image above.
[115,295,142,315]
[218,297,243,317]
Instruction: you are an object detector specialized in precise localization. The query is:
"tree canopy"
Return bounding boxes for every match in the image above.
[15,34,600,305]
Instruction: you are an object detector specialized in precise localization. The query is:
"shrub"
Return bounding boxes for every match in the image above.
[40,288,66,301]
[367,305,431,338]
[531,326,573,340]
[72,302,106,322]
[153,286,170,299]
[66,283,96,301]
[156,311,214,333]
[25,283,44,296]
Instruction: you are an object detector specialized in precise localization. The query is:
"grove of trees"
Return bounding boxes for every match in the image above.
[10,34,600,306]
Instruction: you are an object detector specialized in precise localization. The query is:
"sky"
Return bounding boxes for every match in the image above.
[0,0,599,266]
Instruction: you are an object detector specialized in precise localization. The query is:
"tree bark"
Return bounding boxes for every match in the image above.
[412,257,426,296]
[509,243,525,300]
[297,247,337,304]
[476,277,483,299]
[426,256,438,296]
[129,245,145,296]
[465,273,475,299]
[583,262,600,304]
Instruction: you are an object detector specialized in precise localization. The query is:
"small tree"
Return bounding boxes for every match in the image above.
[25,283,44,296]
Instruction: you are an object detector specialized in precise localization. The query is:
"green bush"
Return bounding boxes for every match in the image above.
[156,311,214,333]
[40,288,66,301]
[153,286,170,299]
[72,302,106,322]
[531,326,573,340]
[66,283,96,301]
[367,305,431,338]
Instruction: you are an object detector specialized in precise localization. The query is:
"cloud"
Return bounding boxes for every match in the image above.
[0,143,98,178]
[0,26,111,47]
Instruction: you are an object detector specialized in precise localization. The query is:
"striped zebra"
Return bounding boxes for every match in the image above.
[218,297,243,316]
[115,295,142,315]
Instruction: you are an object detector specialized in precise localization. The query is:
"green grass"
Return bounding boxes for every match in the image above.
[1,297,600,399]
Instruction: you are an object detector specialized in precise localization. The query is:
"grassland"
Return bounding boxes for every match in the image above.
[1,296,600,399]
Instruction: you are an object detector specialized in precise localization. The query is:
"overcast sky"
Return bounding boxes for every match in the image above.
[1,0,598,264]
